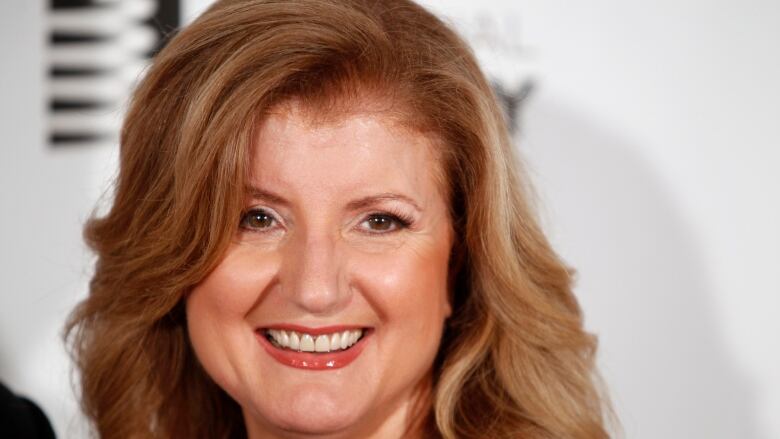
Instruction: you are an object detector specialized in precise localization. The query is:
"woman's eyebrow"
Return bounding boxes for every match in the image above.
[346,193,422,213]
[246,186,422,212]
[247,186,290,207]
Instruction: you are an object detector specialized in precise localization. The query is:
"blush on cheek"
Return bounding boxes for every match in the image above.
[186,291,262,416]
[184,242,287,403]
[185,293,232,386]
[355,236,452,338]
[200,244,281,311]
[184,271,255,397]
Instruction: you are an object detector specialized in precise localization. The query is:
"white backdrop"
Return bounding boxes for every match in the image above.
[1,1,778,437]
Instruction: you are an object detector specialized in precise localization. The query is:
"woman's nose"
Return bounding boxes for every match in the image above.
[281,231,349,315]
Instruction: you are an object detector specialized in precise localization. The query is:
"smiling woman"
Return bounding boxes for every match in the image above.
[65,1,612,438]
[187,102,457,436]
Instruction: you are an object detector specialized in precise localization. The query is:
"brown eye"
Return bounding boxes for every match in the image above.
[361,213,412,233]
[367,215,394,231]
[240,209,277,230]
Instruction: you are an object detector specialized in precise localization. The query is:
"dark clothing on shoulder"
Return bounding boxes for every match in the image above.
[0,382,56,439]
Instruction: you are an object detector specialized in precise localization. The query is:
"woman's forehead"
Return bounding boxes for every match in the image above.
[248,94,451,205]
[261,92,423,133]
[249,104,443,199]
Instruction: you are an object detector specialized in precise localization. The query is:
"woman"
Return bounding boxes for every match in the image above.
[65,0,612,437]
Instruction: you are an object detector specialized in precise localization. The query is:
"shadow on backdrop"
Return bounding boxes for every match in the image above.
[520,95,765,439]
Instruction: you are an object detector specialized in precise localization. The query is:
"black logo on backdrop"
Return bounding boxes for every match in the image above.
[48,0,179,147]
[48,3,531,145]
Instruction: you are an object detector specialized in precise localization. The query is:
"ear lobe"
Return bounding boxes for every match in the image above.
[445,239,465,320]
[443,298,453,319]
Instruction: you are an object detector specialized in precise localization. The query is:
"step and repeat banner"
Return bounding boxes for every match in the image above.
[48,0,179,147]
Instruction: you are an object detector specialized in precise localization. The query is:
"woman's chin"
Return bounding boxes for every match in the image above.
[244,389,370,437]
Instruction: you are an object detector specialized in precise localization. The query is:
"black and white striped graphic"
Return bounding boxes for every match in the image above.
[47,1,529,144]
[48,0,180,147]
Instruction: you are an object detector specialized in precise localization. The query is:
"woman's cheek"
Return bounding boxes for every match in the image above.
[351,235,451,321]
[194,244,282,317]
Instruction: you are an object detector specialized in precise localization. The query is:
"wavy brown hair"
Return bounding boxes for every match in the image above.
[65,0,613,437]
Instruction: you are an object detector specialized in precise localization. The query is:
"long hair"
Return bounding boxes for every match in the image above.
[65,0,612,437]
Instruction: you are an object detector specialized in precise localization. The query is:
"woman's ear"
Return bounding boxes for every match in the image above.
[443,295,453,319]
[446,239,467,320]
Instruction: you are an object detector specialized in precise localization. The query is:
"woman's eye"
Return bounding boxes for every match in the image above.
[361,213,411,233]
[240,209,277,231]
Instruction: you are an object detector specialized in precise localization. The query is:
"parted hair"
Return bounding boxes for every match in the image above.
[65,0,612,437]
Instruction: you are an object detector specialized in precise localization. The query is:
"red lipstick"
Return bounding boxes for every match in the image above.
[256,325,371,370]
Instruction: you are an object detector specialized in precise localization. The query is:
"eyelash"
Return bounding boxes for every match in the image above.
[238,207,414,234]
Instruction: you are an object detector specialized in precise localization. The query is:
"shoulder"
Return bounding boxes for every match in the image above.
[0,382,56,439]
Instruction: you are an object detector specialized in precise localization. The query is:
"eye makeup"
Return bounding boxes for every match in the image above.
[238,205,416,235]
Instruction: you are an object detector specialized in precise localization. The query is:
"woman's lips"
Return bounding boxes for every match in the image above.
[256,326,372,370]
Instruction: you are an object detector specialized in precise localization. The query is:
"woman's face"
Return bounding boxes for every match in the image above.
[186,101,454,438]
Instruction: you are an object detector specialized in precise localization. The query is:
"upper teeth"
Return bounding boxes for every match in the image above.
[266,329,363,353]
